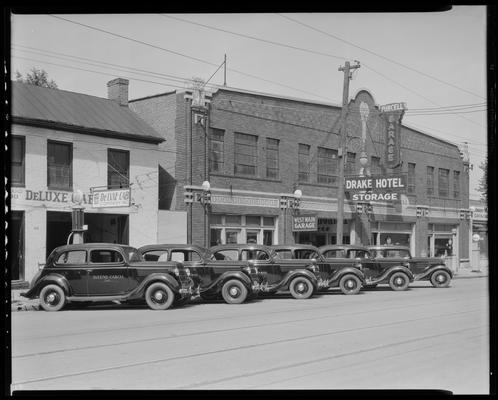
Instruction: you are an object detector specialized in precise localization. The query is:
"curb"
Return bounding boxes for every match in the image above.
[11,302,39,312]
[453,274,488,280]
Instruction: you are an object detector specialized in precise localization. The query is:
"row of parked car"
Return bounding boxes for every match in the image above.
[21,242,454,311]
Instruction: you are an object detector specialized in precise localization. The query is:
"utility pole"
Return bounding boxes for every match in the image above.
[336,61,360,245]
[224,54,227,86]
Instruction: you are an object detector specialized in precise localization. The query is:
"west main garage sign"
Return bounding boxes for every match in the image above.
[345,174,407,201]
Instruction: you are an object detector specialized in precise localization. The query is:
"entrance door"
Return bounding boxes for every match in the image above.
[46,211,72,258]
[10,211,25,281]
[85,248,130,296]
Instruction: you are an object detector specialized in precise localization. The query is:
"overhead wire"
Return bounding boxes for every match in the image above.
[276,13,486,100]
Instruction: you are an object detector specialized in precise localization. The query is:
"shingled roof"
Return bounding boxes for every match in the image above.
[11,81,164,144]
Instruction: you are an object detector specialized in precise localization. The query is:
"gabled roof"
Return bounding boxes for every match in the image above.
[11,81,164,144]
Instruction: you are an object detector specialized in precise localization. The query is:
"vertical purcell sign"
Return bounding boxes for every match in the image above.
[380,102,406,169]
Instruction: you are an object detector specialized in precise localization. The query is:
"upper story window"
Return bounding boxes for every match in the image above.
[11,136,25,187]
[298,144,311,182]
[317,147,338,185]
[209,128,224,173]
[234,132,258,176]
[108,149,130,189]
[47,140,72,190]
[438,168,450,198]
[407,163,416,194]
[266,138,279,179]
[453,170,461,198]
[370,156,381,176]
[345,152,356,176]
[427,166,435,196]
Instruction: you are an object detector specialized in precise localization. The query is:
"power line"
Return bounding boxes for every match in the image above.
[159,14,347,62]
[277,13,486,100]
[48,14,336,103]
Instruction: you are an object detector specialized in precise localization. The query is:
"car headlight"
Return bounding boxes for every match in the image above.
[253,266,259,274]
[173,267,180,276]
[185,268,191,276]
[243,266,251,274]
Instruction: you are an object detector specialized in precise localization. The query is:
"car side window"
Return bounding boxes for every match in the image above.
[211,250,239,261]
[90,250,124,263]
[242,250,269,261]
[324,250,344,258]
[274,250,293,259]
[171,251,185,262]
[142,250,168,262]
[56,250,87,265]
[295,250,318,259]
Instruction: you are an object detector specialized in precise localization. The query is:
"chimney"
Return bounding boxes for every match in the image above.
[107,78,129,106]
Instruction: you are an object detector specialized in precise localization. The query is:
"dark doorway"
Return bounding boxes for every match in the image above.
[10,211,25,281]
[46,211,72,258]
[84,213,129,245]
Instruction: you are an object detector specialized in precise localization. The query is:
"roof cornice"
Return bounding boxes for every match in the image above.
[12,116,165,144]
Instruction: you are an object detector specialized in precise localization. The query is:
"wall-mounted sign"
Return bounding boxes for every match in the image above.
[381,103,406,169]
[345,174,407,202]
[11,188,93,205]
[292,215,318,232]
[92,188,131,208]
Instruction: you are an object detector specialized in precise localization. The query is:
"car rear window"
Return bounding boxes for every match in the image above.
[56,250,87,265]
[90,250,124,263]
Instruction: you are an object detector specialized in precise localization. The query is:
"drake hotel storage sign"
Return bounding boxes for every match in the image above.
[345,174,407,201]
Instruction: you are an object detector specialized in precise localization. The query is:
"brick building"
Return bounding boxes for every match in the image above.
[9,79,180,287]
[130,86,472,267]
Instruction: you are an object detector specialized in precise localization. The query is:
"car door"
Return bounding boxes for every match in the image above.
[206,248,242,282]
[52,249,89,295]
[86,248,130,296]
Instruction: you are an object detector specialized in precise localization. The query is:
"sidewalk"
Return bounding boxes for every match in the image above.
[8,265,489,312]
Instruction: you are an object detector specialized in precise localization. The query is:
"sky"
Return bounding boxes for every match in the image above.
[10,7,488,199]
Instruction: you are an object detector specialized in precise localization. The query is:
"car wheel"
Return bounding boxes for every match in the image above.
[389,272,410,291]
[339,274,362,295]
[39,284,66,312]
[221,279,248,304]
[289,276,314,299]
[430,270,451,288]
[145,282,175,310]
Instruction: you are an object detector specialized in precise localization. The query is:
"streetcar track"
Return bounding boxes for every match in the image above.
[250,332,487,389]
[13,291,486,342]
[12,310,485,385]
[12,296,484,358]
[177,327,487,389]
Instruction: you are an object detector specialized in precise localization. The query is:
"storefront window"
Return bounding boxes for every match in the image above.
[209,128,225,173]
[108,149,129,189]
[453,171,460,198]
[298,144,311,182]
[317,147,338,185]
[427,166,435,196]
[48,140,72,190]
[10,211,25,281]
[234,132,258,176]
[11,136,25,187]
[209,214,276,245]
[407,163,416,194]
[266,138,279,179]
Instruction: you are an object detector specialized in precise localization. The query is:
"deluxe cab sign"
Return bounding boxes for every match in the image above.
[92,188,131,208]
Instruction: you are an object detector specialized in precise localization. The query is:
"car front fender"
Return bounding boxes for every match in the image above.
[203,271,253,295]
[327,267,366,286]
[129,273,181,298]
[280,269,319,290]
[369,265,414,284]
[414,264,453,281]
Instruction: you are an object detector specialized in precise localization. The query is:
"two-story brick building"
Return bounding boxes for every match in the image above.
[9,78,179,287]
[130,86,472,267]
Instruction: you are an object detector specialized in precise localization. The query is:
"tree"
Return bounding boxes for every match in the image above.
[477,158,487,202]
[15,67,58,89]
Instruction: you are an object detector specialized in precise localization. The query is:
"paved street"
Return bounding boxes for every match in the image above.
[10,278,489,393]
